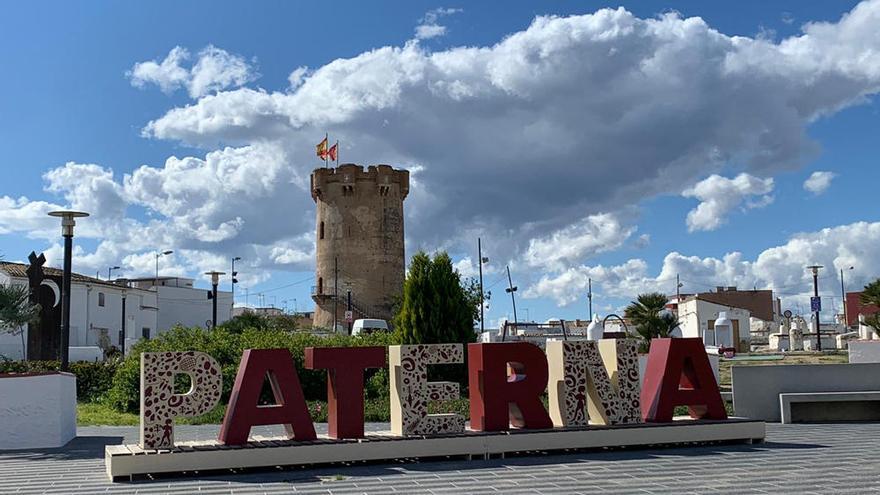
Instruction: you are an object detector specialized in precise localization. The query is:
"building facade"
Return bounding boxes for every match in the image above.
[0,265,232,361]
[677,297,751,352]
[310,164,409,330]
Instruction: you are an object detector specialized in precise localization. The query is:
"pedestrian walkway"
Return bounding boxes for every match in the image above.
[1,423,877,494]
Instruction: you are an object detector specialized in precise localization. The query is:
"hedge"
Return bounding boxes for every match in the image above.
[0,359,118,403]
[105,325,401,415]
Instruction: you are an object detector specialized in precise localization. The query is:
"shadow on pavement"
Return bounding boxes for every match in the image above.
[0,435,123,461]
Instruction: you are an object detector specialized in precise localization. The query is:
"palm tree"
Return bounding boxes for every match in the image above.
[860,279,880,332]
[624,292,678,350]
[0,283,41,359]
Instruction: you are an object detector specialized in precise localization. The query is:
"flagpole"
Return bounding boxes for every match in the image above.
[336,140,340,166]
[325,132,329,168]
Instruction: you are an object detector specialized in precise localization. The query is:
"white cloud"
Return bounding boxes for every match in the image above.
[803,170,836,195]
[142,2,880,260]
[525,213,635,270]
[527,220,880,309]
[682,174,774,232]
[128,45,257,98]
[415,8,462,40]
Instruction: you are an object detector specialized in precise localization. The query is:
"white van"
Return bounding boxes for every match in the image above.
[351,319,389,335]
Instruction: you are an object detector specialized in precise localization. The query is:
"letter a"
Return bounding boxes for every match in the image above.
[219,348,316,444]
[641,338,727,422]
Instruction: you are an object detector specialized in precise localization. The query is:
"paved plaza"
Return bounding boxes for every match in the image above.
[1,422,879,494]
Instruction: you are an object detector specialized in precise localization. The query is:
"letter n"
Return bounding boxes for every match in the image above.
[219,348,316,444]
[641,338,727,422]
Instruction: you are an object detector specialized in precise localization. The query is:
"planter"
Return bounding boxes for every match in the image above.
[0,372,77,450]
[848,340,880,364]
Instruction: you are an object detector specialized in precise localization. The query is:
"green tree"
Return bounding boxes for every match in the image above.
[0,283,40,358]
[624,292,678,346]
[860,279,880,331]
[394,251,477,345]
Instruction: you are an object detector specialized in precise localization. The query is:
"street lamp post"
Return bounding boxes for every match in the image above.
[155,250,173,281]
[807,265,823,351]
[107,265,121,280]
[231,257,241,308]
[48,210,89,371]
[504,265,518,342]
[205,271,225,328]
[119,285,127,359]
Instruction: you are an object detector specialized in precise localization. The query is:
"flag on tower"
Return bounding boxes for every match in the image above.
[316,137,328,160]
[328,142,338,162]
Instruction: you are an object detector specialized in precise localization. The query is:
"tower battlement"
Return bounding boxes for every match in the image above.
[311,164,409,202]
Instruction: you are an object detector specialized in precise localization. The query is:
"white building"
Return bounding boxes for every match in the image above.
[677,296,751,352]
[126,276,233,333]
[0,265,232,361]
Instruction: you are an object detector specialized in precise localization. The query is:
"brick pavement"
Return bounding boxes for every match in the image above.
[1,422,879,494]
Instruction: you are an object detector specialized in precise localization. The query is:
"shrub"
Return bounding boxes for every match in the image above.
[0,358,118,402]
[105,325,401,414]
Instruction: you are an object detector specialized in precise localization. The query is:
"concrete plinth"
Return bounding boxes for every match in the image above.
[0,372,77,450]
[849,340,880,364]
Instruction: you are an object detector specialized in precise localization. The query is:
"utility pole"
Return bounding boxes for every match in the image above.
[587,278,593,317]
[155,250,173,281]
[504,265,518,342]
[108,265,120,281]
[841,266,853,327]
[807,265,823,351]
[676,274,681,303]
[347,288,353,335]
[334,256,339,333]
[478,238,485,333]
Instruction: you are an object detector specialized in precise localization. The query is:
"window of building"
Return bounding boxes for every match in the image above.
[320,221,325,239]
[317,277,323,294]
[142,327,151,340]
[98,292,105,307]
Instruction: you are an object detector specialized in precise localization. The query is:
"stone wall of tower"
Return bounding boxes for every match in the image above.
[310,164,409,330]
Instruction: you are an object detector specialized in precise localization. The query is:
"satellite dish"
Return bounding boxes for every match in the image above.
[39,279,61,308]
[783,310,793,319]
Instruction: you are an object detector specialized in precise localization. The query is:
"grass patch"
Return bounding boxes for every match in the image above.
[77,402,138,426]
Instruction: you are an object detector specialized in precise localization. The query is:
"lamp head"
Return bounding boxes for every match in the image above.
[48,210,89,236]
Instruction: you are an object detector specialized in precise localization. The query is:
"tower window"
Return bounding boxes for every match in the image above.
[317,277,323,294]
[98,292,105,307]
[320,221,325,240]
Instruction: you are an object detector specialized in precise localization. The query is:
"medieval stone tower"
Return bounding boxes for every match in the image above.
[310,163,409,330]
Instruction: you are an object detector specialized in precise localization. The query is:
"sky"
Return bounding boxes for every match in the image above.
[1,0,879,327]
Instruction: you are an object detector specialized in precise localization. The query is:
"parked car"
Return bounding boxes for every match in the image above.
[351,319,389,335]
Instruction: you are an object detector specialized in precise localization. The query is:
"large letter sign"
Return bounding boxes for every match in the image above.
[219,349,316,444]
[304,346,386,439]
[389,344,466,436]
[547,339,642,427]
[468,342,553,431]
[140,351,222,449]
[641,338,727,422]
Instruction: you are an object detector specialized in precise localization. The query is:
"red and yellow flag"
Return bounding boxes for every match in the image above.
[327,142,338,162]
[316,137,328,159]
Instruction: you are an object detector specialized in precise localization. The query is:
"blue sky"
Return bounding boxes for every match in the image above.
[1,0,879,327]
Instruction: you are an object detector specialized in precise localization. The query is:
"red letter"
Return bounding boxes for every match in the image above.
[641,338,727,422]
[304,346,386,439]
[219,348,316,444]
[468,342,553,431]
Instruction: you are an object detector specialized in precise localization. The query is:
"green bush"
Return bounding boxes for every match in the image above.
[0,358,118,402]
[105,325,401,415]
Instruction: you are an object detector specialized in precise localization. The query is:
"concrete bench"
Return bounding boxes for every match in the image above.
[780,391,880,424]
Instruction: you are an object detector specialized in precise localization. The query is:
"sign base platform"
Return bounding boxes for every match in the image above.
[105,418,765,481]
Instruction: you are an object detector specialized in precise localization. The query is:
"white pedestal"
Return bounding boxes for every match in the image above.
[848,340,880,364]
[0,372,77,450]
